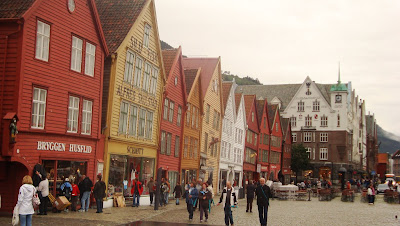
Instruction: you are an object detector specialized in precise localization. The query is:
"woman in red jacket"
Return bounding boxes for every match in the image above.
[131,178,143,207]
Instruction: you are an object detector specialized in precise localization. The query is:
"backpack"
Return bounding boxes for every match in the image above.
[63,186,72,199]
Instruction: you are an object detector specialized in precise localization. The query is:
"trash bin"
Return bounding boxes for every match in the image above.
[239,187,244,199]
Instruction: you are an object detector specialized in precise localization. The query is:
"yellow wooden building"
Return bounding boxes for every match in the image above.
[183,58,223,193]
[96,0,165,196]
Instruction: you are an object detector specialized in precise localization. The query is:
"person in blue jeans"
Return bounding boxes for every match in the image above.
[18,175,36,226]
[217,181,237,226]
[131,178,143,207]
[255,178,272,226]
[78,175,93,212]
[185,182,198,221]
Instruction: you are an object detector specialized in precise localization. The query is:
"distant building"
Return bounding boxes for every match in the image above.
[377,153,390,180]
[366,114,378,175]
[392,150,400,176]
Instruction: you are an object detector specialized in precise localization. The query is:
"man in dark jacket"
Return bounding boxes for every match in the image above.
[185,182,199,221]
[79,175,93,212]
[93,174,106,213]
[255,178,272,226]
[246,180,256,212]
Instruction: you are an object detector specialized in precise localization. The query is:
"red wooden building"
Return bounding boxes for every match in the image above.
[267,104,283,180]
[243,95,259,183]
[158,47,186,190]
[281,117,292,184]
[256,99,270,179]
[0,0,108,212]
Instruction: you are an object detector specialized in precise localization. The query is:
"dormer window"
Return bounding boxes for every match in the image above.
[143,24,151,48]
[68,0,75,13]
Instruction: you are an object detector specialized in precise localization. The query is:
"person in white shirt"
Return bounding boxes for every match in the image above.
[37,176,49,215]
[17,175,36,226]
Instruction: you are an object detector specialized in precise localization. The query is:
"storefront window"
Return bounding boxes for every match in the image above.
[181,169,197,186]
[108,155,155,197]
[168,171,178,197]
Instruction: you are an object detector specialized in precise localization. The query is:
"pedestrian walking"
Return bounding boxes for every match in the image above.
[93,174,106,213]
[196,179,203,211]
[71,179,79,212]
[199,183,212,223]
[131,177,143,207]
[165,179,171,204]
[255,178,272,226]
[79,175,93,212]
[37,175,49,215]
[246,180,255,213]
[147,177,155,206]
[174,182,183,205]
[160,178,169,206]
[17,175,36,226]
[217,181,237,226]
[368,184,375,205]
[185,182,198,221]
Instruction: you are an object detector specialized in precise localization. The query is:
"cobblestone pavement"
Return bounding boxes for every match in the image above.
[1,194,399,226]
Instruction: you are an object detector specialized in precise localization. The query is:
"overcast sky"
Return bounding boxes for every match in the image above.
[155,0,400,136]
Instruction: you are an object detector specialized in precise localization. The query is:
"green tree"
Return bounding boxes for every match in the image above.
[291,144,311,182]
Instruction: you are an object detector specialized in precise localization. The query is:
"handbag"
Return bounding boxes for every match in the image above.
[11,205,19,226]
[33,192,41,209]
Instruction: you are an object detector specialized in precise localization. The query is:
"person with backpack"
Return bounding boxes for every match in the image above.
[79,175,93,212]
[93,174,106,213]
[70,178,79,212]
[131,177,143,207]
[255,178,272,226]
[60,178,72,212]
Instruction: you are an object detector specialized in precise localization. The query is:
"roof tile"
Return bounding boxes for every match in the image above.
[0,0,35,18]
[222,82,233,111]
[184,69,198,96]
[162,48,179,79]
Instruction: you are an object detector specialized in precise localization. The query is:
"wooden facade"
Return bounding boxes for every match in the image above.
[281,117,292,184]
[256,99,271,179]
[0,0,108,212]
[243,95,259,182]
[268,104,283,180]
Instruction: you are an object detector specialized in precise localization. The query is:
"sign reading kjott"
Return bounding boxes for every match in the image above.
[37,141,92,153]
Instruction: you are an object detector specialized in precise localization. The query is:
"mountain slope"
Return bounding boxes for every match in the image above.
[377,124,400,154]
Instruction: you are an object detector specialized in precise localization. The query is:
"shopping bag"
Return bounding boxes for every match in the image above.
[12,205,19,226]
[32,193,41,209]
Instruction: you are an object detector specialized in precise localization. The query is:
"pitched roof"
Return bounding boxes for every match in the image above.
[256,99,265,126]
[392,150,400,159]
[222,82,233,111]
[235,93,242,114]
[267,104,277,129]
[0,0,35,18]
[243,95,256,119]
[237,83,343,111]
[183,58,219,99]
[184,69,198,96]
[162,48,179,79]
[95,0,147,53]
[281,117,289,138]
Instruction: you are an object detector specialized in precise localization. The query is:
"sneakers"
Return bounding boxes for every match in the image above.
[205,219,208,222]
[200,220,203,223]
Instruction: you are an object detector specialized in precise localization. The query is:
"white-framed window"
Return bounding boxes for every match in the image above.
[184,136,189,158]
[133,56,143,87]
[124,50,135,83]
[175,135,180,157]
[143,63,151,92]
[292,133,297,142]
[177,106,182,126]
[118,101,129,134]
[306,147,312,159]
[191,106,196,128]
[163,98,169,120]
[166,133,172,155]
[71,36,83,72]
[194,139,198,159]
[81,100,92,135]
[160,131,166,154]
[304,132,312,142]
[320,133,328,142]
[205,104,210,123]
[298,101,304,112]
[138,108,146,137]
[35,21,50,61]
[145,111,153,139]
[149,67,158,94]
[169,101,174,122]
[290,116,296,127]
[143,24,151,48]
[84,42,96,76]
[31,87,47,129]
[67,96,80,133]
[313,100,320,112]
[321,115,328,127]
[186,103,191,126]
[128,105,138,136]
[305,115,312,127]
[221,141,226,158]
[320,148,328,160]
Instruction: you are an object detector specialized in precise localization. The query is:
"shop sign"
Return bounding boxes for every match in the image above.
[256,164,261,173]
[127,146,144,155]
[37,141,92,153]
[261,166,268,171]
[116,85,158,109]
[271,165,277,169]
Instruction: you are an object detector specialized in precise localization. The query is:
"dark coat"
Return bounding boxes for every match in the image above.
[93,181,106,199]
[199,189,212,209]
[185,187,198,205]
[79,177,93,193]
[255,184,272,206]
[174,185,182,198]
[246,184,256,199]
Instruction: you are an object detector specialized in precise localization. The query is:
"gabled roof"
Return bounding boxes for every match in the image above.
[183,58,219,99]
[281,117,289,138]
[222,82,233,111]
[235,93,242,114]
[162,48,179,79]
[184,69,199,96]
[256,99,265,126]
[237,82,343,111]
[95,0,147,53]
[243,95,256,120]
[0,0,35,18]
[267,104,278,130]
